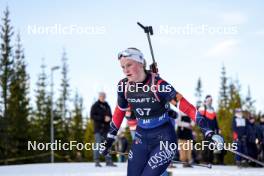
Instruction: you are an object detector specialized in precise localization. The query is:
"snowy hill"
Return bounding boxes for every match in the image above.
[0,163,263,176]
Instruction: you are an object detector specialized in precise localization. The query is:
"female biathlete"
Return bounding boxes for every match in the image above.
[100,48,224,176]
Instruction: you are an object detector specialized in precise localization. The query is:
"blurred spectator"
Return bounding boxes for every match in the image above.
[198,95,219,164]
[177,112,194,167]
[90,92,116,167]
[257,115,264,162]
[232,108,248,167]
[247,116,259,167]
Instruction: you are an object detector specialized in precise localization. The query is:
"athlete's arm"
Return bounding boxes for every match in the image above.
[111,105,126,129]
[155,78,198,122]
[170,93,212,135]
[111,80,129,129]
[100,81,128,155]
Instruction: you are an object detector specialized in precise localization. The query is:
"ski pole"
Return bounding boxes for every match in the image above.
[227,148,264,167]
[110,151,129,155]
[171,160,212,169]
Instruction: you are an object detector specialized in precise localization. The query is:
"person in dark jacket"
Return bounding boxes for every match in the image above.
[177,112,194,167]
[258,115,264,162]
[247,116,259,166]
[90,92,116,167]
[232,108,248,167]
[198,95,219,164]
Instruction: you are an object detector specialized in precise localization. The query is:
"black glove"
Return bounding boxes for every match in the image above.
[125,111,136,121]
[149,63,158,73]
[205,131,224,150]
[168,110,177,119]
[99,122,118,156]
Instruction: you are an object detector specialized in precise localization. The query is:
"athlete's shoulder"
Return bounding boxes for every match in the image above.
[118,77,128,85]
[117,77,128,93]
[150,73,166,84]
[151,73,177,101]
[153,74,175,91]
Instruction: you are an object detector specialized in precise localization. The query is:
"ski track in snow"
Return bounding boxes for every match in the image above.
[0,163,263,176]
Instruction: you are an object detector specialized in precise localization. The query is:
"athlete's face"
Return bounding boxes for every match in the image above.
[119,57,145,82]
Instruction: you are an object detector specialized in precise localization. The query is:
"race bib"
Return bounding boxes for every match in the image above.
[236,118,246,127]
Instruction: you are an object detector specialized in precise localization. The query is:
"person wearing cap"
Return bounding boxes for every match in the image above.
[232,108,248,167]
[100,48,224,176]
[90,92,116,167]
[198,95,220,164]
[247,115,259,166]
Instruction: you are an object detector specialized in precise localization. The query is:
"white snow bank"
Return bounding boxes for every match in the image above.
[0,163,263,176]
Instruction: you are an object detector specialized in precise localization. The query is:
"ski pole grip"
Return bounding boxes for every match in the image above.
[137,22,145,30]
[137,22,152,34]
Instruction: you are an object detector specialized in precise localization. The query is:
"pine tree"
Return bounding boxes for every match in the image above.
[0,7,14,118]
[217,65,231,164]
[29,59,51,163]
[228,81,242,112]
[54,50,71,161]
[217,66,230,164]
[84,118,94,161]
[244,86,256,115]
[34,59,49,143]
[217,77,243,164]
[57,49,70,120]
[0,6,14,164]
[218,65,228,110]
[6,33,30,163]
[194,77,202,108]
[192,78,205,149]
[70,91,84,161]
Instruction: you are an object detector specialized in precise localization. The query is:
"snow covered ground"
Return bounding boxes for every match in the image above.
[0,163,263,176]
